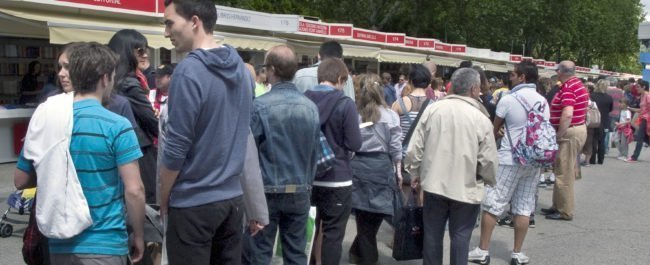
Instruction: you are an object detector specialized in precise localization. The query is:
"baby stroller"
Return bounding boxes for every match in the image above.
[1,188,36,238]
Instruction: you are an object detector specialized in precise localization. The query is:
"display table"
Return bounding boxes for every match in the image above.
[0,108,34,163]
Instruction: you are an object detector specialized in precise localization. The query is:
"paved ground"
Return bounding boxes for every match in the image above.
[1,144,649,265]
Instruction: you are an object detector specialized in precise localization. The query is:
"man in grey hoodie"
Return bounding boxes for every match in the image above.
[160,0,253,264]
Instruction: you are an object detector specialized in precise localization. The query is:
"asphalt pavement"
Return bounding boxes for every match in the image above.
[1,144,649,265]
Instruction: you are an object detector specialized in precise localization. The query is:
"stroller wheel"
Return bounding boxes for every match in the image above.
[0,223,12,238]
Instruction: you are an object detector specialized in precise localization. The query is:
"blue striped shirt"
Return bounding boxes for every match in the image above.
[17,99,142,256]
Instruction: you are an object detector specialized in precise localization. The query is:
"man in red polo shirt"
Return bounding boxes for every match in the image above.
[542,61,588,221]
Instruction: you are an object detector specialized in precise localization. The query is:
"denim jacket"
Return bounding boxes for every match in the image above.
[251,81,321,193]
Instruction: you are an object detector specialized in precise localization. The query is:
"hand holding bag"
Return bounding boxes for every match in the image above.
[392,190,423,261]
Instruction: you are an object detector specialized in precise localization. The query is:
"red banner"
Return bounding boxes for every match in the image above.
[386,34,405,45]
[451,45,466,53]
[510,55,523,62]
[298,21,329,35]
[405,37,418,47]
[353,29,386,43]
[534,60,545,66]
[330,25,353,37]
[418,39,435,49]
[57,0,157,13]
[435,43,451,52]
[545,62,556,67]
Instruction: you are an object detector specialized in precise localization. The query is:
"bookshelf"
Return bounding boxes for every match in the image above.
[0,37,61,104]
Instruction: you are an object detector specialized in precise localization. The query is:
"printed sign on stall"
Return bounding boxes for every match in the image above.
[329,24,353,38]
[353,29,386,43]
[298,20,329,36]
[386,34,405,45]
[418,39,436,49]
[57,0,157,13]
[405,37,418,48]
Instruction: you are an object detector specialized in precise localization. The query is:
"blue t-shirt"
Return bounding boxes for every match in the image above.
[17,99,142,256]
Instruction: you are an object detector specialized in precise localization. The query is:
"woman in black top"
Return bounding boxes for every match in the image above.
[589,79,614,164]
[109,29,159,204]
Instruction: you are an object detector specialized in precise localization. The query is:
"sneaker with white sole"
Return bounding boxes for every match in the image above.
[468,246,490,265]
[510,252,530,265]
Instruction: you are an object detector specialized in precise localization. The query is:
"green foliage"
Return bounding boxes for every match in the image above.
[216,0,644,73]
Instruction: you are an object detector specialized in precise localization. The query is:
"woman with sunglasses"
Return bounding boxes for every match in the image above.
[109,29,159,204]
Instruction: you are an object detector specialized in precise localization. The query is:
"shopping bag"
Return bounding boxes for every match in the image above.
[273,206,317,263]
[392,190,423,261]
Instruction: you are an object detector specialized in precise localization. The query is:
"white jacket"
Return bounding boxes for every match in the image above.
[23,92,92,239]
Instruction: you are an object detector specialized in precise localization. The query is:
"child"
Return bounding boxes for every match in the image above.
[616,99,634,160]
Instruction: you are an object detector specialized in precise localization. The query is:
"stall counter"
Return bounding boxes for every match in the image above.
[0,108,34,163]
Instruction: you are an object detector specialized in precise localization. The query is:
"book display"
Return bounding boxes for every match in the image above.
[0,37,60,105]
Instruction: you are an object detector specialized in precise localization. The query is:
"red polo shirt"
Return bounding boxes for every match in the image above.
[550,77,589,128]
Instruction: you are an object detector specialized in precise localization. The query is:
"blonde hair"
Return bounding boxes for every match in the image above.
[355,74,385,123]
[595,79,608,93]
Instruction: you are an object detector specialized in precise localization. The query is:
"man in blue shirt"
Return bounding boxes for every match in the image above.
[382,72,396,106]
[14,42,145,264]
[161,0,253,263]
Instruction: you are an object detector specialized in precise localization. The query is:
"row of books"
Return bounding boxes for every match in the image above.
[0,63,56,76]
[0,44,60,59]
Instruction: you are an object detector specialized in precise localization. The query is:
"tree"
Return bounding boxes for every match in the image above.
[217,0,644,73]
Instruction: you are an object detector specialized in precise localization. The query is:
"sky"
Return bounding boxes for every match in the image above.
[644,0,650,21]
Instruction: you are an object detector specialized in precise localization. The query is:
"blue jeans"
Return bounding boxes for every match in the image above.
[243,192,310,265]
[632,119,648,160]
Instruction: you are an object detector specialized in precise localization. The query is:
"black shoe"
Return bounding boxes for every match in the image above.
[545,213,573,221]
[529,219,535,228]
[497,215,514,228]
[545,179,555,185]
[540,208,557,215]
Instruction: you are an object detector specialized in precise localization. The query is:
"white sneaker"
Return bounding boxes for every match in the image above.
[548,173,556,182]
[468,246,490,264]
[511,252,530,264]
[617,156,627,161]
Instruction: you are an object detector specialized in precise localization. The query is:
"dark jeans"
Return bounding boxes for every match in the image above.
[349,209,386,265]
[423,192,480,265]
[243,192,310,265]
[632,119,648,160]
[167,196,243,265]
[139,145,157,204]
[589,128,605,164]
[311,185,352,265]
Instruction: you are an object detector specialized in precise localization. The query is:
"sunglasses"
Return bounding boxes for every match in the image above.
[136,47,148,56]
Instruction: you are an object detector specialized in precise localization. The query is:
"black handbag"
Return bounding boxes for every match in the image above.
[392,190,423,261]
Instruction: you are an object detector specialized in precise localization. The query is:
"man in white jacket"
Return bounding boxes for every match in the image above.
[15,42,146,265]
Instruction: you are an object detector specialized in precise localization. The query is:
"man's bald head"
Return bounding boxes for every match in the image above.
[423,61,437,77]
[557,60,576,76]
[265,45,298,83]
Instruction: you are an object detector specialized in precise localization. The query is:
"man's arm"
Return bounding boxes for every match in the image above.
[493,116,505,140]
[556,106,574,139]
[119,161,145,263]
[14,168,36,190]
[477,127,499,187]
[159,166,180,216]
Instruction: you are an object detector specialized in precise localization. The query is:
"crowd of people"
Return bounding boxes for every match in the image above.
[10,0,650,265]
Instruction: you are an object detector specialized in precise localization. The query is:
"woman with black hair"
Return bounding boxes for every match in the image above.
[20,61,42,104]
[109,29,159,204]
